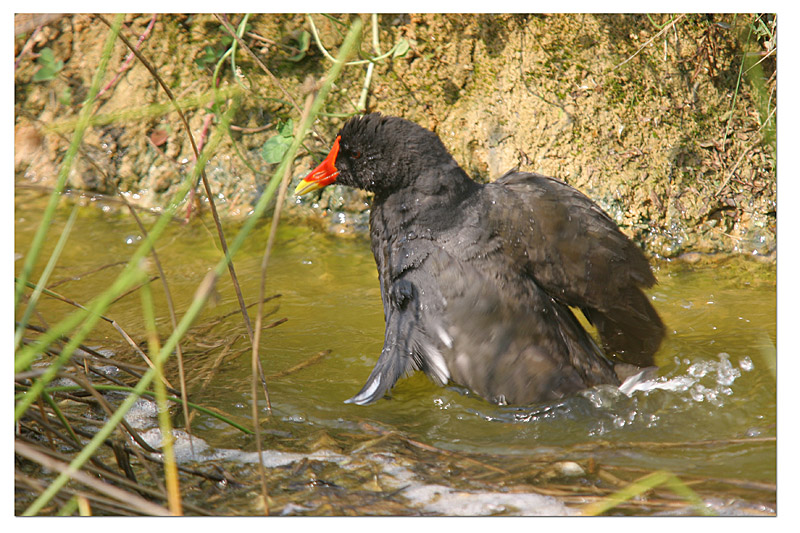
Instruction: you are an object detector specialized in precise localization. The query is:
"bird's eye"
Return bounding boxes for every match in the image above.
[353,150,362,160]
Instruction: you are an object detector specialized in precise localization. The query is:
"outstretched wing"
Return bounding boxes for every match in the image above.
[488,172,665,366]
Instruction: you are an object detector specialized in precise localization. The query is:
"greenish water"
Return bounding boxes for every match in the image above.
[15,188,776,512]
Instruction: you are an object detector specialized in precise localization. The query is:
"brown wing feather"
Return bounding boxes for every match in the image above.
[489,172,665,366]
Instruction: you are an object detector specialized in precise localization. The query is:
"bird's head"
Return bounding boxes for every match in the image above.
[294,113,448,197]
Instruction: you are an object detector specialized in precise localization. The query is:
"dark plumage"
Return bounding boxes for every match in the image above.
[295,113,665,406]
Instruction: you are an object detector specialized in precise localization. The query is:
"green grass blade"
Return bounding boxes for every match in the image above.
[14,207,79,350]
[14,14,124,311]
[44,86,241,134]
[141,281,182,515]
[41,390,82,447]
[581,470,714,516]
[14,97,239,428]
[21,18,363,515]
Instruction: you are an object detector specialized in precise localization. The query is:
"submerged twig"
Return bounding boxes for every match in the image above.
[46,261,128,290]
[265,349,330,381]
[109,275,160,304]
[358,421,508,475]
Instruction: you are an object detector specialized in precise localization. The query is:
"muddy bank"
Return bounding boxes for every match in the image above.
[14,14,776,259]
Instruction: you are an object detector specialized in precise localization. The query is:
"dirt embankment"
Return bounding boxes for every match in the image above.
[14,14,776,260]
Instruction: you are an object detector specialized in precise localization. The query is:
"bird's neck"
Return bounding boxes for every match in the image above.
[371,162,480,234]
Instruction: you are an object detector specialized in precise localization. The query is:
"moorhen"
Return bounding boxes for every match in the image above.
[295,113,664,406]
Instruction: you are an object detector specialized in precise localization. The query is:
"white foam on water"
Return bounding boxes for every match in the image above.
[134,428,575,515]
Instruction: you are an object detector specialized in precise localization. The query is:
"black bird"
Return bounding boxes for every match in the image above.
[295,113,664,406]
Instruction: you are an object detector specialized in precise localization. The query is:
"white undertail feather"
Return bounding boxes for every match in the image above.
[435,324,454,349]
[422,340,450,385]
[347,374,382,405]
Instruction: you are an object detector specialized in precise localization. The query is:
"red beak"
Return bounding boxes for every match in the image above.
[294,136,341,196]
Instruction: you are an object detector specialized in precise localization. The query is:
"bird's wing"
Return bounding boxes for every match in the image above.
[488,172,665,366]
[421,244,617,405]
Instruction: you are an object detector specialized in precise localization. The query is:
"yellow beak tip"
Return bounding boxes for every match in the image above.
[294,179,319,197]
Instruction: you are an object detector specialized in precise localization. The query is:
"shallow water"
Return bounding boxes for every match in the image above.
[15,188,776,514]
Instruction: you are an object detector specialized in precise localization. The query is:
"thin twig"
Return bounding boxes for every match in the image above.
[249,91,314,517]
[215,13,329,147]
[46,261,127,290]
[17,280,172,387]
[14,25,42,70]
[215,14,303,116]
[118,191,195,456]
[96,14,256,350]
[109,275,161,304]
[67,373,160,455]
[190,336,239,394]
[610,14,687,72]
[265,349,330,381]
[98,14,157,98]
[15,440,171,516]
[252,92,316,412]
[359,421,508,475]
[20,323,153,383]
[229,121,274,134]
[714,144,757,197]
[16,472,138,516]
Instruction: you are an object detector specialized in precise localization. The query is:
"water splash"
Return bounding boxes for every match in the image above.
[492,351,760,440]
[623,352,749,404]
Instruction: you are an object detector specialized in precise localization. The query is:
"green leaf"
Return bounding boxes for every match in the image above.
[392,38,410,58]
[261,120,295,163]
[261,134,293,164]
[195,45,222,69]
[32,47,64,82]
[32,66,56,82]
[39,47,55,63]
[288,31,311,62]
[58,86,72,106]
[279,118,294,137]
